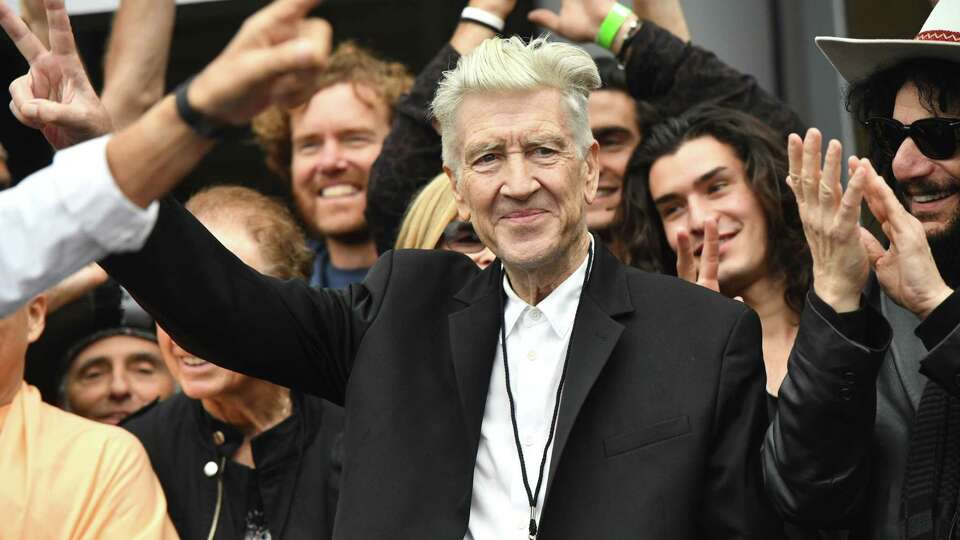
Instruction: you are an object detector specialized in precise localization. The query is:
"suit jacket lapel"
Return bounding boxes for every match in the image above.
[449,264,502,448]
[546,244,633,497]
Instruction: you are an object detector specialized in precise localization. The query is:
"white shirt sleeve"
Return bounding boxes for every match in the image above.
[0,135,158,317]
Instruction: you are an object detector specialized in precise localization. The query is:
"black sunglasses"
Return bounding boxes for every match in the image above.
[863,117,960,161]
[440,220,486,255]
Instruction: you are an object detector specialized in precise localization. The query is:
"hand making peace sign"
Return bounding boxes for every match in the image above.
[0,0,111,149]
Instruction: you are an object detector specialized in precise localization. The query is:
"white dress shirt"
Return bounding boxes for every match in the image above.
[0,135,157,316]
[466,241,592,540]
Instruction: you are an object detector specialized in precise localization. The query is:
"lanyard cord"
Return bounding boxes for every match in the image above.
[499,243,593,540]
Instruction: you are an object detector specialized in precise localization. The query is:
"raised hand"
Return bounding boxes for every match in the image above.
[0,0,112,149]
[451,0,519,54]
[468,0,518,20]
[187,0,331,126]
[786,129,871,313]
[859,159,953,319]
[528,0,620,44]
[676,218,720,293]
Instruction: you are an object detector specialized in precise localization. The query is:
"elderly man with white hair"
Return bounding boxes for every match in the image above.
[9,4,781,536]
[99,35,782,539]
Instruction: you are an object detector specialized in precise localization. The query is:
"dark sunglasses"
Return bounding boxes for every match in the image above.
[863,117,960,161]
[440,220,486,255]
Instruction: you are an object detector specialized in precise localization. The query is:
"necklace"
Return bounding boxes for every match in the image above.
[499,243,593,540]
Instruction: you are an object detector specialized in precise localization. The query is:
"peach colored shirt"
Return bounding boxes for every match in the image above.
[0,382,178,540]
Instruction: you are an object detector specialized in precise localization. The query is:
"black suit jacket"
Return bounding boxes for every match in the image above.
[103,199,782,539]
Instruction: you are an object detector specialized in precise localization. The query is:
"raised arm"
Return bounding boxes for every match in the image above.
[0,0,331,316]
[366,0,516,253]
[100,0,176,129]
[531,0,805,140]
[108,0,331,208]
[762,129,893,524]
[102,198,385,404]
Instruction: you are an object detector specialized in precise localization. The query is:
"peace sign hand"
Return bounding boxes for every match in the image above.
[0,0,111,149]
[676,218,720,293]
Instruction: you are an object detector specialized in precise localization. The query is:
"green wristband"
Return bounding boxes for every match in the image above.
[595,3,633,50]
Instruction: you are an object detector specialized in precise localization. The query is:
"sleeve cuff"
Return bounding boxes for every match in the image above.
[807,290,869,344]
[50,135,158,253]
[916,289,960,349]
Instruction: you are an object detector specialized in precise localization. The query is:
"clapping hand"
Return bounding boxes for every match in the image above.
[676,218,720,293]
[786,129,871,313]
[859,160,953,319]
[0,0,112,149]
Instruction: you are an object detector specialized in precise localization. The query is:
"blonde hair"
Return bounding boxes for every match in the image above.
[253,42,413,184]
[431,35,600,179]
[395,173,459,250]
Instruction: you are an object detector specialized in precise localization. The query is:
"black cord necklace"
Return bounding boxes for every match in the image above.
[499,242,593,540]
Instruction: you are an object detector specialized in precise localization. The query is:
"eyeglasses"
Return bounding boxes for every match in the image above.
[863,117,960,161]
[440,220,486,255]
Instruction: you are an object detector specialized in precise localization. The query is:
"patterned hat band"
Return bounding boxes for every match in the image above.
[916,30,960,43]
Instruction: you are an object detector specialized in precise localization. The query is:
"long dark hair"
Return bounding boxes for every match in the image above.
[619,106,811,314]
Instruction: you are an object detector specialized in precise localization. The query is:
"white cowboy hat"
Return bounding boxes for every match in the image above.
[816,0,960,83]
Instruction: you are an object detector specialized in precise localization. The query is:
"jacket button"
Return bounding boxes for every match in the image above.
[203,461,219,478]
[843,371,856,384]
[212,431,225,446]
[840,387,853,401]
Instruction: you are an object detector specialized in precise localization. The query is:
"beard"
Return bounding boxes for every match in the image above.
[928,212,960,289]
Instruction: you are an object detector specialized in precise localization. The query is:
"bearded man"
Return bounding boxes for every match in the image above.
[761,1,960,538]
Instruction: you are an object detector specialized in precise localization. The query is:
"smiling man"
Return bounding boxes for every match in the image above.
[97,29,784,537]
[626,107,815,398]
[254,44,412,288]
[758,1,960,538]
[59,300,175,425]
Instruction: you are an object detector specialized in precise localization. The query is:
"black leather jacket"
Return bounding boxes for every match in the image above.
[123,391,344,539]
[761,277,960,539]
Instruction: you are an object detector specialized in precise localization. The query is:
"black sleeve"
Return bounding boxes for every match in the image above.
[917,291,960,398]
[101,198,396,405]
[916,290,960,349]
[762,291,892,527]
[366,44,461,254]
[622,21,806,141]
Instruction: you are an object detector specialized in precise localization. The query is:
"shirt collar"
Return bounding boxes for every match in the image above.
[501,236,593,339]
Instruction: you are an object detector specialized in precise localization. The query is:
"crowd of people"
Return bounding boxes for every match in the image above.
[0,0,958,538]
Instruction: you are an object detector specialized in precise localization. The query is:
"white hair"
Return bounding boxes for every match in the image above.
[431,36,601,181]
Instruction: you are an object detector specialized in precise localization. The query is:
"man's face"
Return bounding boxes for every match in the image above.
[64,335,175,424]
[290,82,392,239]
[156,218,265,400]
[649,136,769,294]
[891,82,960,237]
[587,89,640,231]
[447,89,599,271]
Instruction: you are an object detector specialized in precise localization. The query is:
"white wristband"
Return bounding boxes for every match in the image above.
[461,7,505,33]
